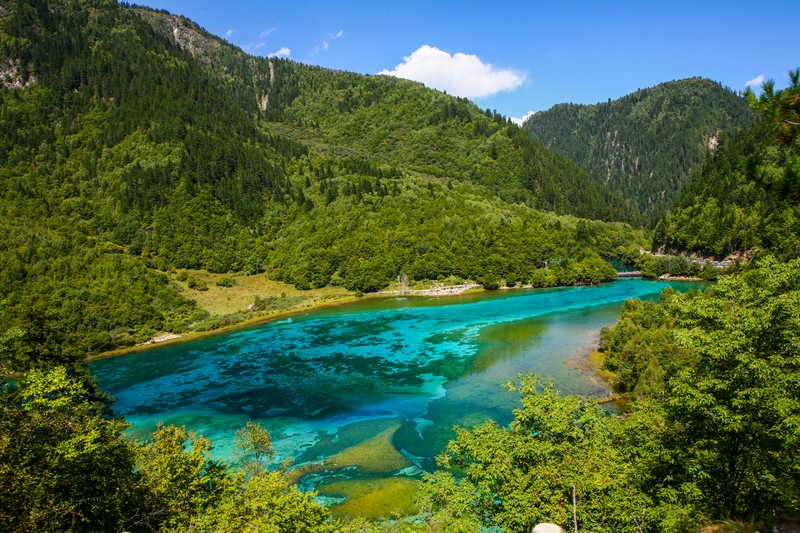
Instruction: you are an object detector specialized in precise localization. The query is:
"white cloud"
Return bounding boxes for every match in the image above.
[379,45,525,99]
[224,29,234,38]
[310,29,344,56]
[259,28,277,39]
[268,47,291,59]
[510,110,536,126]
[745,74,765,89]
[242,27,279,56]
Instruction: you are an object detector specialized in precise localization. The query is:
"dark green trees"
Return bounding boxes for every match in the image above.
[654,70,800,259]
[525,78,755,224]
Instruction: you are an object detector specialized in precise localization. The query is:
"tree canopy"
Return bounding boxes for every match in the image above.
[525,78,755,225]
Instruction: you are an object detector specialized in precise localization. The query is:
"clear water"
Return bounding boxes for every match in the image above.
[90,280,703,494]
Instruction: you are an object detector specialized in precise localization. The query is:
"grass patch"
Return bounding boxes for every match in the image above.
[172,270,349,316]
[588,349,617,384]
[320,477,420,519]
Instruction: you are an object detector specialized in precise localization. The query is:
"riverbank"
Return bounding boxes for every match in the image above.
[657,274,705,281]
[88,273,700,362]
[89,280,487,361]
[86,292,359,361]
[378,282,481,296]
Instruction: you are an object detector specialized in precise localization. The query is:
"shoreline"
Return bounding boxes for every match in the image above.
[377,282,482,297]
[657,274,705,281]
[87,275,704,362]
[86,293,360,361]
[86,285,490,362]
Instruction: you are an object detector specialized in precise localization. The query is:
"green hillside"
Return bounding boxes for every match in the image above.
[525,78,755,224]
[654,71,800,259]
[0,0,642,360]
[2,1,799,531]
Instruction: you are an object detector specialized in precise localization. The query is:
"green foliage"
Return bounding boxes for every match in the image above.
[234,420,276,478]
[421,375,646,532]
[0,0,647,358]
[599,295,685,397]
[636,254,702,278]
[0,366,140,532]
[215,276,236,287]
[526,78,755,224]
[424,258,800,531]
[264,182,640,293]
[187,470,331,533]
[745,68,800,148]
[655,70,800,259]
[600,257,800,525]
[0,360,333,532]
[134,424,230,531]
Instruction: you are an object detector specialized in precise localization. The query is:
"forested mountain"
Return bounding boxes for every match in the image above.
[0,0,642,359]
[654,72,800,259]
[2,1,799,531]
[135,6,635,222]
[524,78,755,224]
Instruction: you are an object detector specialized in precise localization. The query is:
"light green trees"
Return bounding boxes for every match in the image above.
[419,375,646,532]
[0,367,139,532]
[0,364,334,532]
[599,256,800,529]
[626,257,800,525]
[184,421,332,533]
[422,258,800,532]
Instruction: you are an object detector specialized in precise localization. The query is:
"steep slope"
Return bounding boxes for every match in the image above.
[0,0,643,360]
[525,78,755,224]
[136,7,636,223]
[653,72,800,259]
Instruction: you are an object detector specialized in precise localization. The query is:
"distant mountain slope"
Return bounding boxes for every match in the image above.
[0,0,644,358]
[137,7,636,223]
[525,78,755,224]
[654,72,800,259]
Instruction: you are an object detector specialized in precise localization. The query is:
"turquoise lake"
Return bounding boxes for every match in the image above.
[90,279,703,502]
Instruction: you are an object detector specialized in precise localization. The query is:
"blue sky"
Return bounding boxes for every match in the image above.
[134,0,799,124]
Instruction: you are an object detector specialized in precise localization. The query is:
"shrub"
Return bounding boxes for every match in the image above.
[216,276,236,287]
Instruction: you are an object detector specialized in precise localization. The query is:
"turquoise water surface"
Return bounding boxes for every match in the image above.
[90,279,703,498]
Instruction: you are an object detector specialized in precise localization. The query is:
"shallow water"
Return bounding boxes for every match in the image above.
[90,279,703,503]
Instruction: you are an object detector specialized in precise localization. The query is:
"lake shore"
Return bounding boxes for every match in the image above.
[86,292,361,361]
[87,283,489,361]
[87,275,698,362]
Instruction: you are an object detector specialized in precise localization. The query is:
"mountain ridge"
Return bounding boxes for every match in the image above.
[524,77,755,224]
[0,0,643,358]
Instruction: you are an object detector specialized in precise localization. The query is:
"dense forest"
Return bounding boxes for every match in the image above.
[0,0,642,359]
[2,0,799,531]
[525,78,755,224]
[4,256,798,532]
[654,71,800,259]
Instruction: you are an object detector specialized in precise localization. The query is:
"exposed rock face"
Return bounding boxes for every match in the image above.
[0,59,35,89]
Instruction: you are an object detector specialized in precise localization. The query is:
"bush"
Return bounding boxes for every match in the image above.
[216,276,236,287]
[187,277,208,291]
